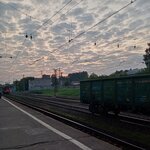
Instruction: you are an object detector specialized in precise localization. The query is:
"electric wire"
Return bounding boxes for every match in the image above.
[49,0,137,55]
[0,1,41,23]
[70,36,149,67]
[30,0,74,36]
[1,0,147,79]
[71,40,146,66]
[32,0,83,39]
[49,0,83,30]
[28,57,44,65]
[0,0,76,39]
[9,38,27,70]
[71,0,137,42]
[68,0,150,65]
[1,0,83,63]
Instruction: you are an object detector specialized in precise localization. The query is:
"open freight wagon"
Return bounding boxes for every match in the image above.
[80,74,150,115]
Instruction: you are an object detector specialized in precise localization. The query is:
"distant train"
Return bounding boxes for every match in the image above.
[3,86,11,94]
[80,74,150,115]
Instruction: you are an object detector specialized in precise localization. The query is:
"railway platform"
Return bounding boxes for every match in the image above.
[0,97,121,150]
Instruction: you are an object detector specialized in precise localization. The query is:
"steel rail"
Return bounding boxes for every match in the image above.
[3,96,147,150]
[8,93,150,128]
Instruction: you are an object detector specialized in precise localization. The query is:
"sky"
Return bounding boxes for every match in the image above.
[0,0,150,83]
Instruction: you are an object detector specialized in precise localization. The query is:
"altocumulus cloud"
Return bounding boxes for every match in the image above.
[0,0,149,83]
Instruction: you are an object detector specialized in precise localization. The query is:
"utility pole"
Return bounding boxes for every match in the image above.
[53,68,63,96]
[148,43,150,70]
[58,68,61,86]
[41,70,43,77]
[60,71,63,86]
[53,69,57,97]
[23,74,25,91]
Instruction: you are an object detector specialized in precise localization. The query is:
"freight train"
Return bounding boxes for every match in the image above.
[80,74,150,115]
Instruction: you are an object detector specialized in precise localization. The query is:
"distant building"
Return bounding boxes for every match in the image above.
[127,69,140,75]
[42,74,50,79]
[29,75,52,91]
[71,81,80,87]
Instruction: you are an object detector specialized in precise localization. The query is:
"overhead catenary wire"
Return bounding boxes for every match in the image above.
[71,47,146,74]
[0,0,149,83]
[0,0,83,63]
[0,31,24,59]
[70,0,137,42]
[71,40,146,66]
[108,61,145,72]
[0,1,41,23]
[0,0,76,39]
[30,0,74,36]
[28,57,44,65]
[30,0,83,40]
[49,0,84,30]
[71,1,150,65]
[70,36,149,66]
[11,1,143,68]
[9,38,27,70]
[0,30,25,35]
[48,0,137,55]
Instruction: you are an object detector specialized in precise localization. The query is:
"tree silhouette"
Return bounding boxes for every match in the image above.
[89,73,98,79]
[143,43,150,69]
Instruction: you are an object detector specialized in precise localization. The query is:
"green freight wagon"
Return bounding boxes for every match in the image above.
[80,74,150,115]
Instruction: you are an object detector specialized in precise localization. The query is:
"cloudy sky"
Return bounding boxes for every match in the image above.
[0,0,150,83]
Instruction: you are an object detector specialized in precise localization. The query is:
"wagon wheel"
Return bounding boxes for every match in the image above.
[113,108,120,116]
[113,105,120,116]
[89,104,95,114]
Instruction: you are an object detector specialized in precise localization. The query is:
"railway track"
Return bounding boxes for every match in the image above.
[20,94,150,124]
[9,93,150,128]
[3,95,148,150]
[18,93,80,103]
[12,93,89,113]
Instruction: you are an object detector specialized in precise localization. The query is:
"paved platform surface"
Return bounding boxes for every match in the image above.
[0,97,121,150]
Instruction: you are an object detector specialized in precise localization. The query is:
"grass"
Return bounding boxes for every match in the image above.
[31,87,80,99]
